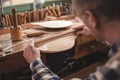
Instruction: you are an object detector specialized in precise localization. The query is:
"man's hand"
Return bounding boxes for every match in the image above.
[23,41,40,64]
[74,25,93,36]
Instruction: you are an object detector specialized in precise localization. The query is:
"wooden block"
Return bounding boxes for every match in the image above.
[23,29,45,37]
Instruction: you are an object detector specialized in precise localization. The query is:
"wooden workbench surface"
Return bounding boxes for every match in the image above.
[0,18,84,57]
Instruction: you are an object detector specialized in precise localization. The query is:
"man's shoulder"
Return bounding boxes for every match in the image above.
[106,49,120,67]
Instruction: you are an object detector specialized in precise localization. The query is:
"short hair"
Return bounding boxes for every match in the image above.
[72,0,120,21]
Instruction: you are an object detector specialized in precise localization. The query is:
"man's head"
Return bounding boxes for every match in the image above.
[72,0,120,44]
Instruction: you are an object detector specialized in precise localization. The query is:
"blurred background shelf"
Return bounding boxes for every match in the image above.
[1,0,71,14]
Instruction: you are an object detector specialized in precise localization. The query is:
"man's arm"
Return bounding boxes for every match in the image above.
[30,58,61,80]
[23,42,62,80]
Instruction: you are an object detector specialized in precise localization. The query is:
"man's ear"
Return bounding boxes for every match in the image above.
[85,10,97,28]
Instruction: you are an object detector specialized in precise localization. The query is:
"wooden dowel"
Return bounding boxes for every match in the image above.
[3,39,33,51]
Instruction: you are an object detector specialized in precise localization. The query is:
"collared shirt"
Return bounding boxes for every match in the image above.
[30,40,120,80]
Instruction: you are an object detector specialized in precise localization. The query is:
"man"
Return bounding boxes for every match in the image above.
[23,0,120,80]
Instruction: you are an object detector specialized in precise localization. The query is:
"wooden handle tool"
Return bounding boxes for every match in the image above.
[12,8,18,28]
